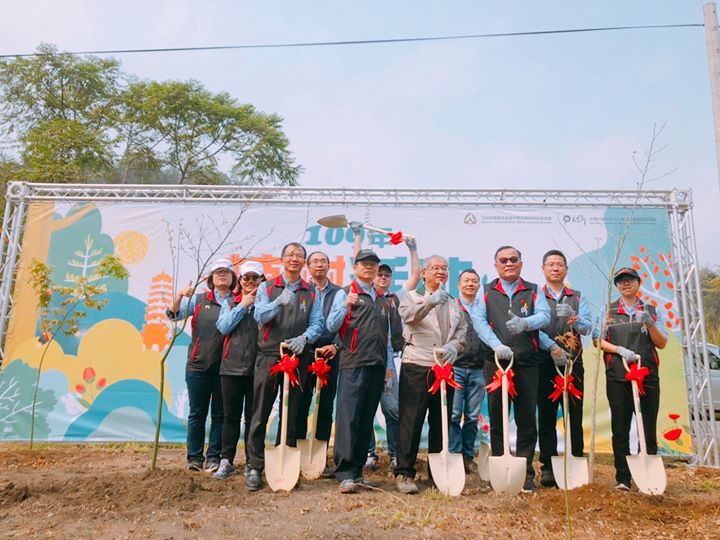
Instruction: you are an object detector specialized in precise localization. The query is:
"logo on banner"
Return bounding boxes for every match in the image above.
[464,213,477,225]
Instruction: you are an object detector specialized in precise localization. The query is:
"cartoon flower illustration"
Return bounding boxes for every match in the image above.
[663,412,683,442]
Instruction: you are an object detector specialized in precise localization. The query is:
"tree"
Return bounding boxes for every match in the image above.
[700,265,720,344]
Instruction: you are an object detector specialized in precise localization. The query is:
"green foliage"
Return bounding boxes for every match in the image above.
[700,265,720,344]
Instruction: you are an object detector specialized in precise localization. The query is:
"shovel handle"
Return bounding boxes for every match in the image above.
[364,223,416,241]
[493,351,514,372]
[433,349,451,454]
[621,355,648,456]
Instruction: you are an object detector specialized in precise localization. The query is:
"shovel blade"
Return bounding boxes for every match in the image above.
[477,442,491,482]
[551,455,589,490]
[317,214,349,228]
[489,455,526,496]
[297,438,328,480]
[428,450,465,497]
[627,454,666,495]
[265,445,301,492]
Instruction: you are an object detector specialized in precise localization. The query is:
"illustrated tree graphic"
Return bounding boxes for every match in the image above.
[141,272,173,351]
[64,235,105,284]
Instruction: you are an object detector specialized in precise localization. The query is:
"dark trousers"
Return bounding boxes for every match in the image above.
[185,368,223,462]
[606,378,660,484]
[395,363,455,480]
[484,360,538,477]
[537,358,585,471]
[333,365,385,482]
[297,351,340,442]
[247,352,309,471]
[220,374,254,464]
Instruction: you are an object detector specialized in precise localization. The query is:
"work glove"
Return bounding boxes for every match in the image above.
[494,344,513,360]
[555,300,576,318]
[348,221,363,235]
[550,344,570,367]
[427,290,451,306]
[275,287,296,307]
[439,343,458,365]
[404,236,417,252]
[505,310,529,335]
[616,346,638,364]
[635,311,655,327]
[286,334,307,355]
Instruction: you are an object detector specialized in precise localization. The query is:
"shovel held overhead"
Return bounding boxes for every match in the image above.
[316,214,415,241]
[298,349,330,479]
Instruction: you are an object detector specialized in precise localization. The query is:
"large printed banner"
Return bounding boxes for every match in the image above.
[0,201,691,455]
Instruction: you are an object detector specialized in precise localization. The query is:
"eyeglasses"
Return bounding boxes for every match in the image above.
[377,273,392,278]
[242,274,262,281]
[283,252,306,261]
[308,258,329,265]
[497,257,520,265]
[544,262,566,269]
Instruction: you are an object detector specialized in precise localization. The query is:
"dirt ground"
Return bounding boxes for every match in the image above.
[0,444,718,539]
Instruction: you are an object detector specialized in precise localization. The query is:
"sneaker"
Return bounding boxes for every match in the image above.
[463,455,478,475]
[321,465,335,479]
[205,458,220,473]
[540,469,557,488]
[396,475,419,495]
[615,482,631,492]
[339,479,358,494]
[364,453,378,471]
[187,459,203,471]
[389,457,398,472]
[245,468,262,491]
[212,459,237,480]
[522,476,537,493]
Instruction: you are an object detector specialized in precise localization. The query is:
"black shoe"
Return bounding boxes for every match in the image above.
[321,465,335,479]
[540,469,557,487]
[205,458,221,473]
[463,455,478,475]
[245,468,262,491]
[187,459,203,471]
[522,476,537,493]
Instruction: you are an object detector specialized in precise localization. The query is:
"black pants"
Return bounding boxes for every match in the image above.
[606,377,660,484]
[246,352,310,471]
[219,374,254,464]
[296,350,340,442]
[537,357,584,471]
[395,363,454,480]
[484,360,538,477]
[333,365,384,482]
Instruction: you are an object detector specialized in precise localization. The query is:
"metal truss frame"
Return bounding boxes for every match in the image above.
[0,182,716,467]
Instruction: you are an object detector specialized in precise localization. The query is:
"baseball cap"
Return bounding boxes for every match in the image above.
[239,260,265,277]
[378,263,393,274]
[613,267,640,284]
[209,258,234,275]
[354,249,381,264]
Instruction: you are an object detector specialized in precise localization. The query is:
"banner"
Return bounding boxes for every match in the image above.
[0,201,691,455]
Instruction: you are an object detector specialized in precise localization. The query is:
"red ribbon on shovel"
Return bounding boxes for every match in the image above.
[270,353,300,387]
[485,368,517,398]
[307,357,331,388]
[388,231,404,245]
[548,374,583,402]
[427,363,462,395]
[624,363,650,395]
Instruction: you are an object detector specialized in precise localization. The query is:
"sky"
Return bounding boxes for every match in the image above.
[1,0,719,264]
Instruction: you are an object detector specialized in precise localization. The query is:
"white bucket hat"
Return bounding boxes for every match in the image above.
[239,260,265,277]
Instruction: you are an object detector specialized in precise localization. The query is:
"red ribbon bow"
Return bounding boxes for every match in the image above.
[428,363,462,395]
[548,374,583,402]
[388,231,404,245]
[270,353,300,387]
[625,363,650,395]
[307,357,332,388]
[485,368,517,398]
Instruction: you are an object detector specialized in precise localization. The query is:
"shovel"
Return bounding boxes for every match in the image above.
[317,214,415,241]
[265,343,301,492]
[427,349,465,496]
[551,362,589,490]
[488,352,526,496]
[297,349,330,480]
[477,441,491,482]
[623,356,666,495]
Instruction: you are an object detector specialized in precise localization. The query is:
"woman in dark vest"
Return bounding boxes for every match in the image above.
[597,267,668,491]
[212,260,265,480]
[168,258,237,472]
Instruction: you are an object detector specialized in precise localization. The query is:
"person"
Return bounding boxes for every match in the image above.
[245,242,324,491]
[325,249,393,494]
[167,258,237,472]
[596,267,667,491]
[536,250,592,487]
[296,250,343,477]
[394,255,467,495]
[450,268,492,475]
[212,260,264,480]
[471,246,551,493]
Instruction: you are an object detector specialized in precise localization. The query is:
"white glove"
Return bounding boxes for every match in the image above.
[286,335,307,355]
[404,236,417,251]
[505,310,529,335]
[550,344,570,367]
[494,344,513,360]
[616,346,638,363]
[635,311,655,327]
[555,300,576,318]
[428,290,451,306]
[275,287,296,307]
[440,344,458,365]
[348,221,363,235]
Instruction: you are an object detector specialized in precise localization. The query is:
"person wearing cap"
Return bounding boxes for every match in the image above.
[595,266,667,491]
[470,246,551,493]
[212,260,265,480]
[244,242,324,491]
[167,258,237,472]
[394,255,467,495]
[536,250,593,487]
[325,248,395,493]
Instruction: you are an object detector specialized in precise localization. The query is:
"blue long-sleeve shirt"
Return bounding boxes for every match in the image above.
[216,298,250,335]
[169,289,232,321]
[592,301,667,340]
[252,274,324,342]
[470,278,551,350]
[538,286,593,351]
[326,280,377,333]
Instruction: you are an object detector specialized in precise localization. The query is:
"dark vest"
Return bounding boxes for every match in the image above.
[385,292,404,353]
[455,299,486,369]
[603,299,660,383]
[187,291,225,372]
[312,281,341,348]
[483,278,540,365]
[541,285,584,362]
[220,293,259,376]
[258,275,316,355]
[338,280,390,369]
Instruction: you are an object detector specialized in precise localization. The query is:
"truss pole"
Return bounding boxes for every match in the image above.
[704,3,720,194]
